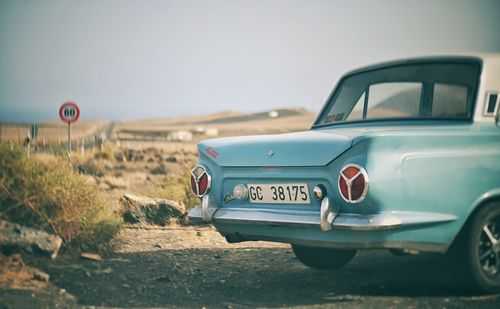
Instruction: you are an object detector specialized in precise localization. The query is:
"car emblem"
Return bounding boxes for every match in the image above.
[205,147,218,158]
[268,150,274,158]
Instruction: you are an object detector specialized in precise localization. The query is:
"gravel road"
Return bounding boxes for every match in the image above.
[4,225,500,308]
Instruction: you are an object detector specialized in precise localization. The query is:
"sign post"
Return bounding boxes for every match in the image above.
[30,124,38,141]
[59,102,80,155]
[68,122,71,153]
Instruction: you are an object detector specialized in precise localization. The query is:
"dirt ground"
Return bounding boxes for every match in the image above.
[1,225,500,309]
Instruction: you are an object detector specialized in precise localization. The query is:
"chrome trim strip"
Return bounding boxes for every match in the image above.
[213,208,320,227]
[392,211,457,226]
[189,206,457,231]
[332,213,402,231]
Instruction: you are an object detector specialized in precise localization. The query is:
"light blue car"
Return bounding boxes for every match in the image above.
[189,54,500,292]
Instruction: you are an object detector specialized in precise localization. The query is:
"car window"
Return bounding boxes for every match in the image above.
[316,61,480,126]
[432,83,468,118]
[346,92,365,121]
[367,82,421,119]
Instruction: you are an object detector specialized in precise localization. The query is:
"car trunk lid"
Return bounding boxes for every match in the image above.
[198,130,355,167]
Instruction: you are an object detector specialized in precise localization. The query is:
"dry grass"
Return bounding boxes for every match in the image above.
[0,145,122,249]
[136,156,200,211]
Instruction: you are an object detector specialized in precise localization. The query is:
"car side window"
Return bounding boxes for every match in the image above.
[432,83,468,118]
[324,85,365,123]
[346,92,365,121]
[366,82,422,119]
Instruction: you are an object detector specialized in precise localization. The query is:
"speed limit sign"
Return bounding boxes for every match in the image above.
[59,102,80,124]
[59,102,80,155]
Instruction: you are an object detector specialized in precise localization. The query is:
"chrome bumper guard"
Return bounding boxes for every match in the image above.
[200,195,217,222]
[187,197,457,231]
[319,197,337,231]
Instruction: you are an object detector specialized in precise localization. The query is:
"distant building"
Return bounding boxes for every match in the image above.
[193,126,218,137]
[205,128,219,136]
[195,126,206,134]
[168,130,193,141]
[268,110,279,118]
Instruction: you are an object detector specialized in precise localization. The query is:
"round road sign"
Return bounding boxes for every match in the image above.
[59,102,80,124]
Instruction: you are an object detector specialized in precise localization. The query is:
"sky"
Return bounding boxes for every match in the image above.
[1,0,499,122]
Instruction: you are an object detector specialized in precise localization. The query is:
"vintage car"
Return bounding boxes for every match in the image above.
[188,54,500,292]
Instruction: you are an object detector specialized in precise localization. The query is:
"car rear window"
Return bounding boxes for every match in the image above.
[432,83,468,118]
[316,60,480,126]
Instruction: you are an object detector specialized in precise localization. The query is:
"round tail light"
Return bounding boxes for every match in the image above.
[190,165,211,197]
[338,164,368,203]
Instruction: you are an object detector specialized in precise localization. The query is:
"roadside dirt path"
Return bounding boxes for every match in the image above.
[4,225,500,308]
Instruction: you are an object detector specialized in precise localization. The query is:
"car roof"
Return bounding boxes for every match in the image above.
[315,53,500,126]
[344,53,500,76]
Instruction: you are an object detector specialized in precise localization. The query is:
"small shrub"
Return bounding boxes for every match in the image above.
[123,149,145,162]
[166,156,177,163]
[151,163,168,175]
[114,152,125,162]
[77,159,107,177]
[0,145,122,249]
[94,145,116,162]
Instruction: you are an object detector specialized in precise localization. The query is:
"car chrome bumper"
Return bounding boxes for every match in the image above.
[188,197,457,231]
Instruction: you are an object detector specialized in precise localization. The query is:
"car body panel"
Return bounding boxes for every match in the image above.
[189,54,500,254]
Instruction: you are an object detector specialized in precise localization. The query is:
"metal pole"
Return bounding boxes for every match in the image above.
[68,123,72,154]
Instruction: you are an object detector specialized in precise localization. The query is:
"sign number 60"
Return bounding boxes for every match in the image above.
[59,102,80,124]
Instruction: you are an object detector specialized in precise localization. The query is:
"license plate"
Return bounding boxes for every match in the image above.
[248,183,310,204]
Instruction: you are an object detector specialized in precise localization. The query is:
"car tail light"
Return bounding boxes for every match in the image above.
[338,164,368,203]
[190,165,211,197]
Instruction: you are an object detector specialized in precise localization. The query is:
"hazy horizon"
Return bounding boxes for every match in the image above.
[1,0,500,122]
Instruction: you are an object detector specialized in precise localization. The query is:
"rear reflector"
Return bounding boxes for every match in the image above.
[190,165,212,197]
[338,164,368,203]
